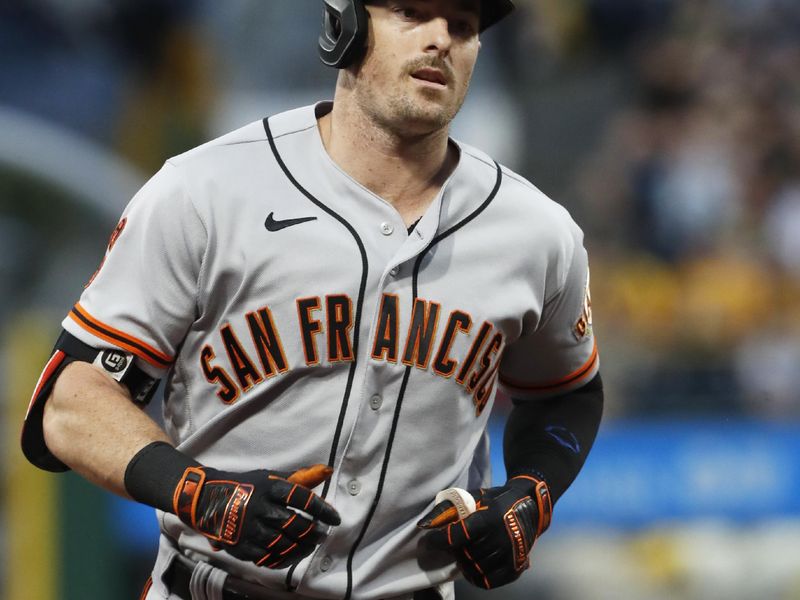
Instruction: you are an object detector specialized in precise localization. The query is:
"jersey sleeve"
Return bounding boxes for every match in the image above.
[498,222,598,400]
[62,161,207,378]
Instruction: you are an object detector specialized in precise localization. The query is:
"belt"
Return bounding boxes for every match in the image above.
[164,558,442,600]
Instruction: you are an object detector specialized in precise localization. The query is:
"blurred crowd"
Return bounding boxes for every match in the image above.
[514,0,800,418]
[1,0,798,419]
[0,0,212,171]
[614,0,800,418]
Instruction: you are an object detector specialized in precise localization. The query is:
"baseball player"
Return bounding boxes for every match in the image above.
[21,1,604,599]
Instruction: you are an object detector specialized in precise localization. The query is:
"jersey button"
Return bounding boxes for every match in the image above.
[347,479,362,496]
[389,267,399,277]
[380,222,394,236]
[369,394,383,410]
[320,556,333,572]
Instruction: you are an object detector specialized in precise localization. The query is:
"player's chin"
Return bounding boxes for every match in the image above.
[406,99,458,129]
[403,112,453,136]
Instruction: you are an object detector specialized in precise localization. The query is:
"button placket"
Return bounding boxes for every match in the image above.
[320,556,333,572]
[369,394,383,410]
[347,479,362,496]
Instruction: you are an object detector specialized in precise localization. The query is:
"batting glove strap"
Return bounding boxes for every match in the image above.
[173,467,206,531]
[173,467,255,546]
[508,475,552,536]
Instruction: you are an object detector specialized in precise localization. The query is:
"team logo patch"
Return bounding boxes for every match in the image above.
[573,270,593,340]
[86,217,128,287]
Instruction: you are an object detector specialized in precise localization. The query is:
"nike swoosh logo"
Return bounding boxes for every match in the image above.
[264,212,318,232]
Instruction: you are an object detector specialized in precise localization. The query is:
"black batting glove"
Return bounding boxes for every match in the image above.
[418,476,552,589]
[173,464,340,569]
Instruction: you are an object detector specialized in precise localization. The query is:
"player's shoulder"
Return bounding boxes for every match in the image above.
[166,120,269,169]
[456,140,579,235]
[164,104,316,173]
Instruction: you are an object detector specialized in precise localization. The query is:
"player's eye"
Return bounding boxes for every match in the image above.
[393,4,422,20]
[450,18,477,38]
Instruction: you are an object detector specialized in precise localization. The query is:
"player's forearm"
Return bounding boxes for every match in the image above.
[504,373,604,502]
[42,361,171,498]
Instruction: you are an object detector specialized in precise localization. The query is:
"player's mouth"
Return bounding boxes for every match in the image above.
[411,68,448,89]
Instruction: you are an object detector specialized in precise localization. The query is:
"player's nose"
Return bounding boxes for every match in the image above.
[422,17,453,54]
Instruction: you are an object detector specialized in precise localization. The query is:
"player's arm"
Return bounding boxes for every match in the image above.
[419,378,603,589]
[24,163,339,570]
[420,216,600,589]
[30,339,340,570]
[504,371,604,503]
[42,359,169,497]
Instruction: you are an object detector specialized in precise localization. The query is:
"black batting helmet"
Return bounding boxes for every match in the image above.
[318,0,515,69]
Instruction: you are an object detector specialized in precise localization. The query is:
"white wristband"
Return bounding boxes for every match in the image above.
[434,487,476,519]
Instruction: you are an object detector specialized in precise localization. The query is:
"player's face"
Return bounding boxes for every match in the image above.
[352,0,481,136]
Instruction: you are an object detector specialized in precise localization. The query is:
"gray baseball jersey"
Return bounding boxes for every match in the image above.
[62,102,598,599]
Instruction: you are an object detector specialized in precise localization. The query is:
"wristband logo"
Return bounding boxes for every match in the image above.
[100,350,129,373]
[544,425,580,454]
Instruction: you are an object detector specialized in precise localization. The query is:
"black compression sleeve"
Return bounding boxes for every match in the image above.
[503,372,604,503]
[124,441,200,513]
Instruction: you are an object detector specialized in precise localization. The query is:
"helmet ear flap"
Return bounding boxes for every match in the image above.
[318,0,368,69]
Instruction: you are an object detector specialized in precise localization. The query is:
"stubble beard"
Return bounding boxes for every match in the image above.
[354,67,471,139]
[390,89,459,132]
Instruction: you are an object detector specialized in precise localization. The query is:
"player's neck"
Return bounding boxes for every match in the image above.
[318,102,457,226]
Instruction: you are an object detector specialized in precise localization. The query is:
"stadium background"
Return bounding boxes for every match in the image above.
[1,1,799,598]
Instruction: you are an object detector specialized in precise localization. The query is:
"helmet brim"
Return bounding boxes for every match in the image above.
[480,0,515,32]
